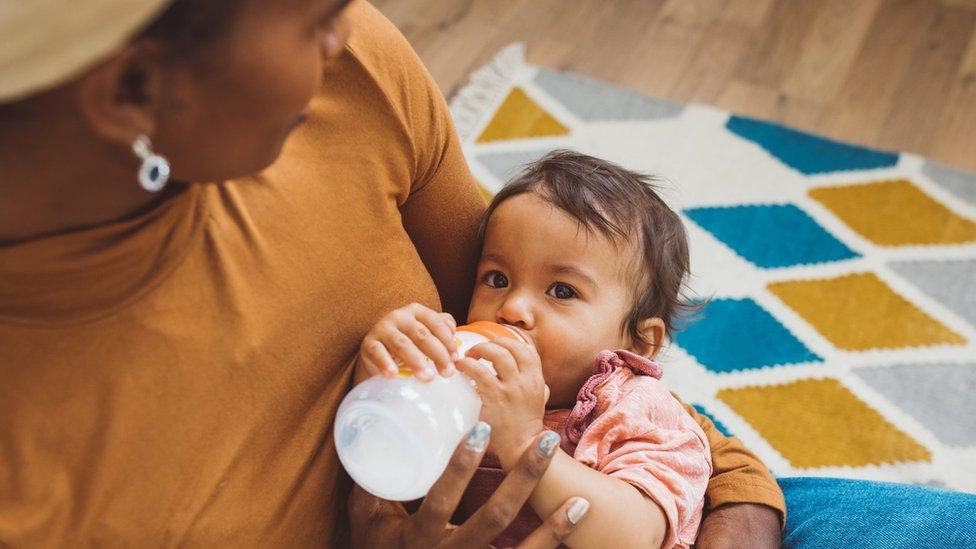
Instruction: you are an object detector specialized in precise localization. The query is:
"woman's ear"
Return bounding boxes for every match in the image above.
[73,41,166,146]
[634,317,666,359]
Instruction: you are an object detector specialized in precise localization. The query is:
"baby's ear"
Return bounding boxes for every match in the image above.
[634,318,666,359]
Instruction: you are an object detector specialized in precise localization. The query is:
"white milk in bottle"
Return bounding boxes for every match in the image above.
[334,321,525,501]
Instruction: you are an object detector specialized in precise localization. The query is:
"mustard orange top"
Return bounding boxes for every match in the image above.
[0,2,784,545]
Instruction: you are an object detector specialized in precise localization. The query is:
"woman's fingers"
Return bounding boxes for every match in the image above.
[347,485,409,547]
[513,497,589,549]
[450,430,560,545]
[407,422,491,543]
[466,341,518,380]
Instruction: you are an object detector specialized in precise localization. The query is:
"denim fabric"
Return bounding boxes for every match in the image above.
[780,477,976,548]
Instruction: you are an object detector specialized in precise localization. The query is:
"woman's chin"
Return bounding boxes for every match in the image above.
[235,134,297,180]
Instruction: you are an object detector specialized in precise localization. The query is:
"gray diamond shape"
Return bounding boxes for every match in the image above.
[534,69,683,122]
[922,161,976,207]
[476,149,555,181]
[889,259,976,328]
[854,362,976,447]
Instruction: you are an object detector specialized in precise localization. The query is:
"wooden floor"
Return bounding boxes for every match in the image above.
[375,0,976,172]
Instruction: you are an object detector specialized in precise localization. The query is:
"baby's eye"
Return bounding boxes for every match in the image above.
[547,283,577,300]
[483,271,509,288]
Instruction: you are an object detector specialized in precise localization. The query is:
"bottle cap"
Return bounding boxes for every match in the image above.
[460,321,527,344]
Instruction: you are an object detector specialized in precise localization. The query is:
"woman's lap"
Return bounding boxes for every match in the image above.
[779,477,976,548]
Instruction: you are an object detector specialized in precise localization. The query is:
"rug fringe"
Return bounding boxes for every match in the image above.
[449,42,526,141]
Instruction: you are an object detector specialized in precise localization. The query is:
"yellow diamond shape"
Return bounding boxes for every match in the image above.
[476,87,570,143]
[769,272,965,350]
[809,179,976,246]
[719,378,931,468]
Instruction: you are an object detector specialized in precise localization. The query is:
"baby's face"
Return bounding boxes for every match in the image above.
[468,193,641,408]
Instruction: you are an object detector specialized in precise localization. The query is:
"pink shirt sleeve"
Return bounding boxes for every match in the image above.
[571,370,712,548]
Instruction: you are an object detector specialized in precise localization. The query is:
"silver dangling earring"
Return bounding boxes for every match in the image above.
[132,134,171,192]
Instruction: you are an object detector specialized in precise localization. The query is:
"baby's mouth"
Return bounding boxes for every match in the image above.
[502,324,533,347]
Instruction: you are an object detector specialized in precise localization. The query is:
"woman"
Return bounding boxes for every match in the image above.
[6,0,969,547]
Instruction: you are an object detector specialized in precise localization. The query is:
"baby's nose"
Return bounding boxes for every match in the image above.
[497,302,533,329]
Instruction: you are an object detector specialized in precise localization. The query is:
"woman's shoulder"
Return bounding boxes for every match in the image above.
[345,2,420,73]
[343,1,444,123]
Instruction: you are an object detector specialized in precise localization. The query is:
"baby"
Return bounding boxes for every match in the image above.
[355,151,711,548]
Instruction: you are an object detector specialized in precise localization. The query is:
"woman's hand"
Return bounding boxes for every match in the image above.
[456,338,548,471]
[349,423,590,549]
[357,303,458,381]
[696,503,782,549]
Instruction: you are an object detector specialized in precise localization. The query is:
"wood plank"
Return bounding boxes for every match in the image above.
[781,0,882,103]
[656,0,727,28]
[616,0,715,98]
[716,79,781,119]
[878,5,976,156]
[930,24,976,169]
[941,0,976,10]
[543,0,665,86]
[377,0,976,171]
[717,81,825,132]
[817,0,938,151]
[374,0,510,95]
[670,21,756,104]
[734,0,822,88]
[719,0,775,27]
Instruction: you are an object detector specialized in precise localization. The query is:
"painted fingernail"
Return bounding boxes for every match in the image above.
[566,498,589,525]
[537,430,559,457]
[465,421,491,453]
[440,363,456,377]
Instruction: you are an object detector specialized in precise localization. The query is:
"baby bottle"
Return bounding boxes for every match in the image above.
[334,321,524,501]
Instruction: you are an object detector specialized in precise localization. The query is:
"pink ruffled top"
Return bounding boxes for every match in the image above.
[457,350,712,548]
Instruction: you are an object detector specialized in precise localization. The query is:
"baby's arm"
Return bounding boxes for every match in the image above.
[459,341,697,548]
[530,382,711,548]
[520,449,668,548]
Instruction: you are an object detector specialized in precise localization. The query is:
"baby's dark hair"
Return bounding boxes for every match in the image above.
[481,150,693,349]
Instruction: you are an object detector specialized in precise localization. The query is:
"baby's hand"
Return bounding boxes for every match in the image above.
[357,303,458,381]
[456,337,547,470]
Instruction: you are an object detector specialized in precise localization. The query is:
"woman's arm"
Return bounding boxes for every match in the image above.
[677,399,786,523]
[392,31,486,322]
[347,1,486,322]
[399,131,485,321]
[676,399,784,548]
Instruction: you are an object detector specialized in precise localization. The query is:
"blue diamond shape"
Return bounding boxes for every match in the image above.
[692,404,732,437]
[726,115,898,175]
[685,204,859,268]
[675,298,821,372]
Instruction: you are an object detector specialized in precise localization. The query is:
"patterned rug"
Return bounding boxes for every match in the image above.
[449,44,976,493]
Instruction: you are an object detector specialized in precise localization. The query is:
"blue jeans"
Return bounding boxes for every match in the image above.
[780,477,976,548]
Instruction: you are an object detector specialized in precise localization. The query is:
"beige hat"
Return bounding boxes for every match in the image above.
[0,0,174,103]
